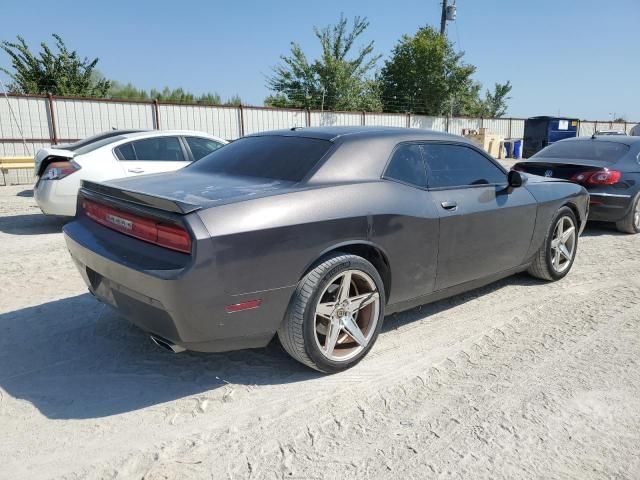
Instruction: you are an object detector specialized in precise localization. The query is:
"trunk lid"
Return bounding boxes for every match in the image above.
[514,159,606,181]
[82,170,299,214]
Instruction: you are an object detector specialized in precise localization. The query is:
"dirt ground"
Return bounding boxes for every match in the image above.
[1,184,640,480]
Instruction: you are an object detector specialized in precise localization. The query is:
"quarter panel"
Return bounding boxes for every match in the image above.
[197,181,439,302]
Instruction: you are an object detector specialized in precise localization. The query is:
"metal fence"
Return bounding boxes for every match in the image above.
[1,93,638,157]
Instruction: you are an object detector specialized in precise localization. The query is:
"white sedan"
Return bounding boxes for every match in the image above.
[33,130,227,216]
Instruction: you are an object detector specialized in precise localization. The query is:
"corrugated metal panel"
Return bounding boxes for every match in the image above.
[0,96,50,140]
[310,111,362,127]
[578,121,596,136]
[410,115,447,132]
[363,113,407,127]
[0,141,50,157]
[483,118,511,138]
[447,117,482,136]
[610,122,626,132]
[55,99,154,139]
[510,119,525,138]
[158,104,241,140]
[243,107,306,134]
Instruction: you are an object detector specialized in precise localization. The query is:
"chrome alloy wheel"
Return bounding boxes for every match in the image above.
[634,200,640,229]
[313,269,380,362]
[550,216,576,273]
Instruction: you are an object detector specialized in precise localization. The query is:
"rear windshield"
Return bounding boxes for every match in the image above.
[74,135,127,155]
[533,140,629,162]
[188,136,332,182]
[62,130,142,151]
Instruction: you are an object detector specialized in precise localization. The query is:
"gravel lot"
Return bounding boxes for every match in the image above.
[1,184,640,480]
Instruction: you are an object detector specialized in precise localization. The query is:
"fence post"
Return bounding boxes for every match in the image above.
[238,103,245,137]
[508,118,512,139]
[406,112,411,128]
[153,100,161,130]
[47,94,58,145]
[361,111,366,126]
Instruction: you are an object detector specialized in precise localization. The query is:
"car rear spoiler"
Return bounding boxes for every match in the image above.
[81,180,202,214]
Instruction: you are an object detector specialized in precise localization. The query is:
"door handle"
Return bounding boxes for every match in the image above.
[440,201,458,211]
[128,168,144,173]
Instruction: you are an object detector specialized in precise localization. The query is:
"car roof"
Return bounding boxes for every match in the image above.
[246,126,465,143]
[118,130,223,140]
[558,135,640,146]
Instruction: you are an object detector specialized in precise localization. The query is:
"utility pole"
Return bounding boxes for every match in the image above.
[440,0,449,36]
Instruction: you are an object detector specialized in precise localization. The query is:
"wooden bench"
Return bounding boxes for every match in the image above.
[0,156,34,185]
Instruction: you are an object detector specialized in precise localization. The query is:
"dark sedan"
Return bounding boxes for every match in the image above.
[63,127,589,373]
[514,136,640,233]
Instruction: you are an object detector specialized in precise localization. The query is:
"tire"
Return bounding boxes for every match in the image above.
[277,252,385,373]
[528,206,579,281]
[615,194,640,234]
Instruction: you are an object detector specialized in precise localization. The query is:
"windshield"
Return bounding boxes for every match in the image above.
[533,140,630,162]
[187,135,332,182]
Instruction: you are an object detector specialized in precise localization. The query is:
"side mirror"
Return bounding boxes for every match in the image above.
[508,170,525,188]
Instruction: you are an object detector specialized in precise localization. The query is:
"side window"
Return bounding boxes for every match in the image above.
[383,144,427,188]
[130,137,186,161]
[186,137,223,161]
[114,142,136,160]
[422,144,506,188]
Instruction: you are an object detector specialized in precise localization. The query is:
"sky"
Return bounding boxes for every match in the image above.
[1,0,638,120]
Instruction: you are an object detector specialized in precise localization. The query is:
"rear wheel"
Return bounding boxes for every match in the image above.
[278,253,385,373]
[528,206,578,281]
[615,194,640,234]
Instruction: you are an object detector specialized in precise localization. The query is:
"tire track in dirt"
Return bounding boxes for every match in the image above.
[132,283,640,480]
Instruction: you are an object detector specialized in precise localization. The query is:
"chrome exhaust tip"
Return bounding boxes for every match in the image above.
[150,334,186,353]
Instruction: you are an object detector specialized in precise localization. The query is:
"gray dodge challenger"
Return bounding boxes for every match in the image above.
[63,127,589,373]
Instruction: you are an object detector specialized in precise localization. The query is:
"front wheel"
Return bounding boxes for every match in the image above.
[278,253,385,373]
[528,206,578,281]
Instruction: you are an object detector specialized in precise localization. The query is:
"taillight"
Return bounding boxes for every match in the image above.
[41,160,81,180]
[570,169,621,185]
[82,199,191,254]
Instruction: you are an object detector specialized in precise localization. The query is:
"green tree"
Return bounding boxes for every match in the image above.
[475,81,512,118]
[0,34,110,96]
[379,26,511,117]
[266,15,382,111]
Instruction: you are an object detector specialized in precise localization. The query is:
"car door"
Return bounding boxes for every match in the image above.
[184,136,225,161]
[422,142,538,291]
[381,143,440,299]
[114,136,189,176]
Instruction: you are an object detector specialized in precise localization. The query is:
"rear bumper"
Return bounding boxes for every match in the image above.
[63,219,294,353]
[587,192,634,222]
[34,180,77,217]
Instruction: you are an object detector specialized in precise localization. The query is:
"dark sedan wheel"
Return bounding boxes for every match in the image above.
[616,194,640,234]
[278,253,385,373]
[528,206,578,281]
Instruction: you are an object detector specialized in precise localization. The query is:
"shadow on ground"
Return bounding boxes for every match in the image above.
[0,269,546,421]
[581,221,627,237]
[16,189,34,198]
[0,213,67,235]
[0,293,322,420]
